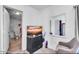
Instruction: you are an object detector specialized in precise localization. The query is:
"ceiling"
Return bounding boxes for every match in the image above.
[5,5,51,20]
[29,5,51,11]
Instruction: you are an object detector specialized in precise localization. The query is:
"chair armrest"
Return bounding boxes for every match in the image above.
[59,42,67,46]
[58,42,70,48]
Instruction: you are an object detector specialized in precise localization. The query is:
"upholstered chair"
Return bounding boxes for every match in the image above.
[56,38,79,54]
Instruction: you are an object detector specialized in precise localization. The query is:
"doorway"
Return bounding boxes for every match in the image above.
[3,6,23,53]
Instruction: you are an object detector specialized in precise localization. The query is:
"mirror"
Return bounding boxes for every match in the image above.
[27,26,42,37]
[50,13,66,37]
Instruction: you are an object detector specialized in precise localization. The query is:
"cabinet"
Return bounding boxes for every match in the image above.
[27,35,44,54]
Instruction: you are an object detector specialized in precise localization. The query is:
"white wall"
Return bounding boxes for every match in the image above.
[39,5,75,50]
[0,5,4,53]
[3,8,10,53]
[27,12,43,26]
[0,6,1,52]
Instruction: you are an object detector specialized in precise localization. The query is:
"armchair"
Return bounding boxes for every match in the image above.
[56,38,79,54]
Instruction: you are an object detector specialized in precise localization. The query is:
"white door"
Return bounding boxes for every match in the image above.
[3,8,10,53]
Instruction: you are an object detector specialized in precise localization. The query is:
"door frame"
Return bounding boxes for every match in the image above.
[3,5,23,53]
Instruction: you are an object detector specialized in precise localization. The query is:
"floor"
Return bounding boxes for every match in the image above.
[7,38,22,53]
[34,48,56,54]
[7,38,55,54]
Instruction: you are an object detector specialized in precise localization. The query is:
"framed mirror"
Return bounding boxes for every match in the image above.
[50,13,66,37]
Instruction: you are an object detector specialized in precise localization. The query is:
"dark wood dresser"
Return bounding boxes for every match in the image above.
[27,35,44,54]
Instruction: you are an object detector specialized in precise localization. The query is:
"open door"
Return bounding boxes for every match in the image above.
[3,7,10,53]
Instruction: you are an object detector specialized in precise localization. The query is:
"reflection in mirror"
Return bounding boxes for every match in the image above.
[50,14,66,37]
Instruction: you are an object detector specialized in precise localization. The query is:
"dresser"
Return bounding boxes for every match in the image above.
[27,35,44,54]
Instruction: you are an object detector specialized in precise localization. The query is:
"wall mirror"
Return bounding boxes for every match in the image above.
[50,13,66,37]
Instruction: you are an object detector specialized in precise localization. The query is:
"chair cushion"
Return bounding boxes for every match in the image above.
[56,45,73,54]
[56,45,70,51]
